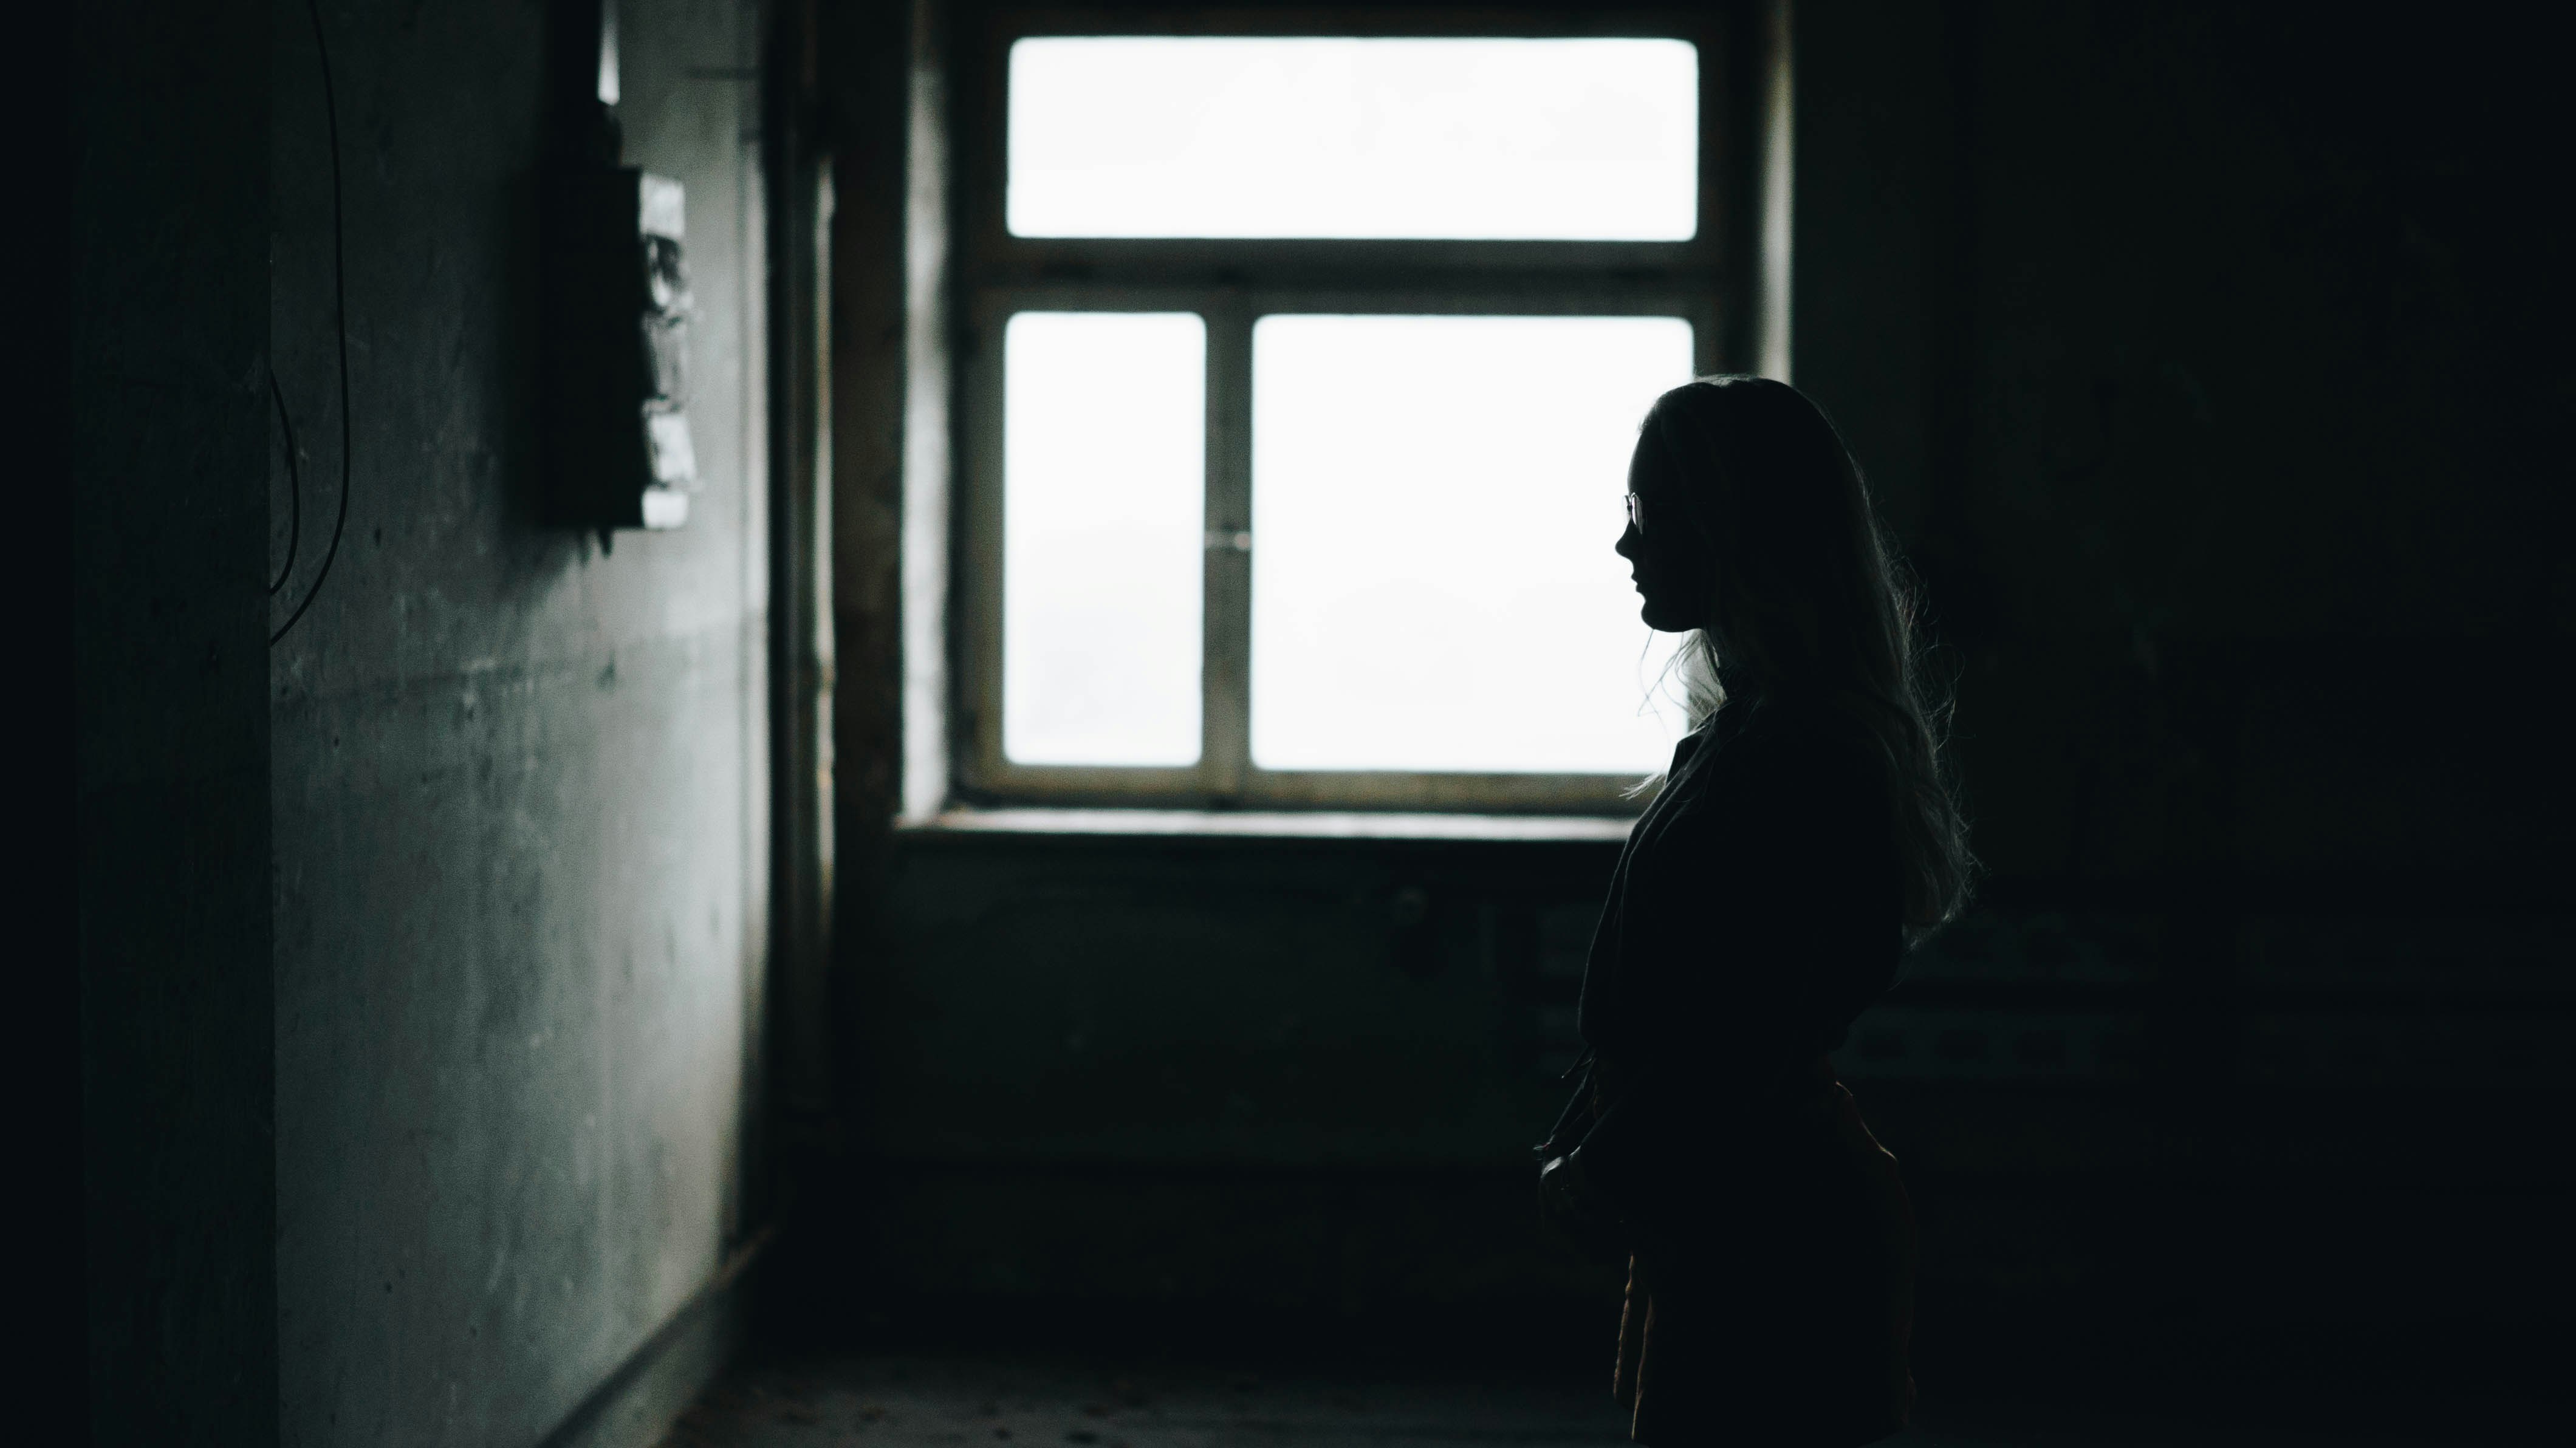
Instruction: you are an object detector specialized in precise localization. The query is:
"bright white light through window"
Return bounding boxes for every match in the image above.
[1003,312,1206,766]
[1251,315,1696,773]
[1009,38,1698,241]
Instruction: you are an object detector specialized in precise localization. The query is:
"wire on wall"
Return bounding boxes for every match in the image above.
[267,367,301,595]
[272,0,351,647]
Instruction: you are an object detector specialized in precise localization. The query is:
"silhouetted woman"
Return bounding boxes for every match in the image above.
[1536,376,1972,1447]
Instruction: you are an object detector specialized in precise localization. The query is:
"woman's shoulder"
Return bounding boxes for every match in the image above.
[1658,695,1886,844]
[1714,694,1888,788]
[1649,699,1895,886]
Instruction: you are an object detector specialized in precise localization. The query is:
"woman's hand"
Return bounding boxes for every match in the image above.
[1538,1150,1621,1246]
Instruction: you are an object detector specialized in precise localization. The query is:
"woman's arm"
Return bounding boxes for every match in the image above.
[1566,723,1896,1212]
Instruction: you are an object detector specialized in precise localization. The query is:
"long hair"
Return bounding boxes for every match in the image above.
[1643,376,1975,938]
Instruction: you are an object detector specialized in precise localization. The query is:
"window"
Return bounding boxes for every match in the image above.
[1007,37,1699,241]
[957,15,1735,813]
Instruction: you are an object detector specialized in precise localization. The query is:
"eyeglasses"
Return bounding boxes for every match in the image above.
[1625,492,1646,531]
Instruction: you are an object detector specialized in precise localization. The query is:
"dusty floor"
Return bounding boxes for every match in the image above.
[657,1352,2548,1448]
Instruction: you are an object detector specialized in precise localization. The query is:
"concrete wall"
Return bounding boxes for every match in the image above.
[265,0,767,1442]
[846,831,1627,1359]
[1788,0,2571,1376]
[837,0,2573,1382]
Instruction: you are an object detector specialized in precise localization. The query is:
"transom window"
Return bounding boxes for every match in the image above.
[1007,36,1700,241]
[957,15,1732,812]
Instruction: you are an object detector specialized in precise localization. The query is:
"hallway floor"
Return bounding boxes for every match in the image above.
[657,1351,2548,1448]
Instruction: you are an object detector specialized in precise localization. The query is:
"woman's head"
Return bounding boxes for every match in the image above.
[1619,375,1975,935]
[1619,377,1889,675]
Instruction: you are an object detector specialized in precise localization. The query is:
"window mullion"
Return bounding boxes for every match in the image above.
[1200,293,1253,799]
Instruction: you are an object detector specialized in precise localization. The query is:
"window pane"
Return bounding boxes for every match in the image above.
[1004,312,1205,765]
[1251,315,1694,773]
[1009,38,1697,241]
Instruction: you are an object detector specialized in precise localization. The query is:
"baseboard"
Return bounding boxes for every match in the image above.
[533,1227,776,1448]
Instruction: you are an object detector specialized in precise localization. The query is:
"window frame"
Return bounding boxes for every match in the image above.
[950,5,1745,814]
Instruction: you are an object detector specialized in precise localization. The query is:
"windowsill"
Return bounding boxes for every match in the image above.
[900,807,1636,843]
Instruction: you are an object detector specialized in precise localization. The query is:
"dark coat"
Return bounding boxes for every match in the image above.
[1543,687,1919,1447]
